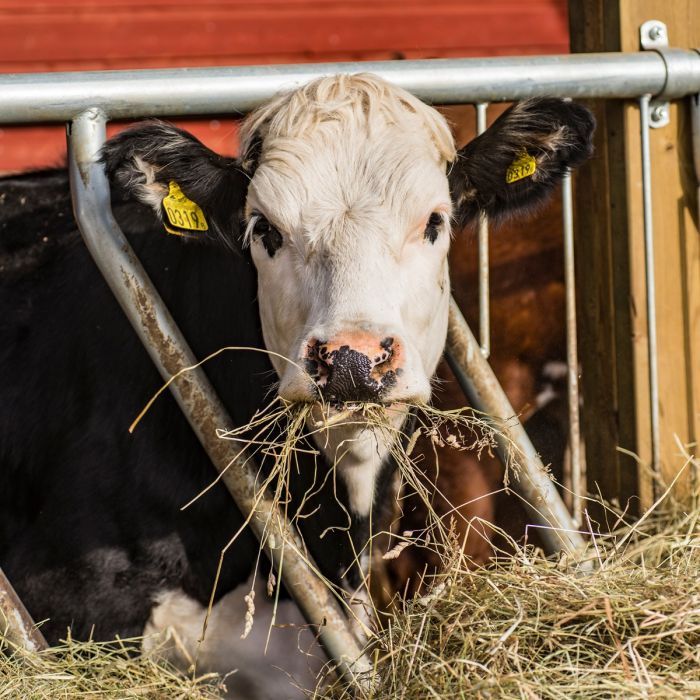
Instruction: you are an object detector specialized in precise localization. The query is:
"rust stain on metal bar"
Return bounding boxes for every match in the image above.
[0,568,48,652]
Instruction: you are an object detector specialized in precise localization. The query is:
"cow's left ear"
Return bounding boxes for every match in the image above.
[449,98,595,228]
[101,121,250,247]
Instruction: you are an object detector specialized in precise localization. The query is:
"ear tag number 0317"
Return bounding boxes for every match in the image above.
[162,181,209,236]
[505,150,537,184]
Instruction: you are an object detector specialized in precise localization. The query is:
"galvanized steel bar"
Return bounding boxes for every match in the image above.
[0,568,48,652]
[475,102,491,359]
[3,51,700,123]
[562,172,583,526]
[445,298,585,555]
[639,94,662,482]
[67,108,369,684]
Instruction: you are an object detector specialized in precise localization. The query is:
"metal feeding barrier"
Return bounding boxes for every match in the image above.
[2,35,700,685]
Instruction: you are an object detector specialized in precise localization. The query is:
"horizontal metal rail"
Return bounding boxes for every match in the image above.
[2,50,700,123]
[67,108,370,686]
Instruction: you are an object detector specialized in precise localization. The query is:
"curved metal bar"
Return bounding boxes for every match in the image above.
[0,568,48,652]
[3,51,700,123]
[445,298,585,556]
[67,108,370,684]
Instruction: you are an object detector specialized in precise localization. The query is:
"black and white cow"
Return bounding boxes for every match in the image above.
[0,74,594,697]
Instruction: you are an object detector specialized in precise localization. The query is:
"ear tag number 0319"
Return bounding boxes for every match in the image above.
[505,150,537,184]
[162,181,209,236]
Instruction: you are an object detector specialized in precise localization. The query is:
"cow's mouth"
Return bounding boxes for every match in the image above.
[308,399,407,431]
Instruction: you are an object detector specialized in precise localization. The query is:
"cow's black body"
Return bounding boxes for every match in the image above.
[0,169,383,643]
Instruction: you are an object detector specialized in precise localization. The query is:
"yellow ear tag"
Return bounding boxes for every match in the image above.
[161,181,209,236]
[505,150,537,184]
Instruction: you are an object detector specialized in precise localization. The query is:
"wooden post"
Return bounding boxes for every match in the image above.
[569,1,700,511]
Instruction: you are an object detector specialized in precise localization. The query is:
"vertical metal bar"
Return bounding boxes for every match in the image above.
[476,102,491,358]
[0,568,48,652]
[445,298,585,556]
[562,173,583,527]
[67,109,369,685]
[639,94,661,482]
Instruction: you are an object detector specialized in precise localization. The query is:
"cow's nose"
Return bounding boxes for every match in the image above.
[304,333,403,404]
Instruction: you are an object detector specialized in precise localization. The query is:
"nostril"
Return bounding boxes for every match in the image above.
[374,337,394,367]
[304,339,333,389]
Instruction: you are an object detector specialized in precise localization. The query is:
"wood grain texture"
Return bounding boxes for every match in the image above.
[569,0,700,510]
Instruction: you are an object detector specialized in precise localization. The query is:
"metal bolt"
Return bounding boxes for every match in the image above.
[647,24,665,42]
[651,104,668,123]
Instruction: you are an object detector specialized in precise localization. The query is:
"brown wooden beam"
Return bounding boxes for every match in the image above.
[569,0,700,512]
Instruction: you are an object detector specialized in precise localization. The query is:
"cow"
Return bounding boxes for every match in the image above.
[0,74,594,698]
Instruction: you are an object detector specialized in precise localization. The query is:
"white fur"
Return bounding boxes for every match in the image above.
[132,74,459,698]
[142,577,323,700]
[131,155,168,210]
[243,75,454,485]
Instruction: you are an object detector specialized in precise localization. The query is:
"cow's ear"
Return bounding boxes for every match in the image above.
[101,121,250,247]
[449,98,595,228]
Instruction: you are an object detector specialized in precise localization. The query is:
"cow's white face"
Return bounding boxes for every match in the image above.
[241,75,456,419]
[105,79,594,514]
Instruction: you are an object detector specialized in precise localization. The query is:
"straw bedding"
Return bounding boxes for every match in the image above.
[319,491,700,699]
[0,634,226,699]
[2,394,698,699]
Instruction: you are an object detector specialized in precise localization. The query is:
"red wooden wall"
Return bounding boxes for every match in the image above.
[0,0,569,173]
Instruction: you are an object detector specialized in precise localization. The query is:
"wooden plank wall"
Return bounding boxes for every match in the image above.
[569,0,700,511]
[0,0,568,172]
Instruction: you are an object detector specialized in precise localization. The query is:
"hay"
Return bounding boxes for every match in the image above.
[6,385,700,699]
[317,492,700,700]
[213,399,507,604]
[71,367,700,697]
[0,634,226,699]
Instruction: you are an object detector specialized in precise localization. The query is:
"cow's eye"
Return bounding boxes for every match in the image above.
[252,215,283,257]
[424,212,444,244]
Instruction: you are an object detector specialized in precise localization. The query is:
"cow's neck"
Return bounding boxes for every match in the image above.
[313,408,408,517]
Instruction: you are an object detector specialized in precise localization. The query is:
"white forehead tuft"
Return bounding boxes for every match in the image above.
[241,74,456,245]
[240,73,456,166]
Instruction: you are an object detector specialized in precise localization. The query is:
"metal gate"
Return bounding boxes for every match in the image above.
[2,38,700,685]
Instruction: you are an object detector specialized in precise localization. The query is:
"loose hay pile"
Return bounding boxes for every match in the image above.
[319,498,700,699]
[0,635,226,699]
[4,387,699,699]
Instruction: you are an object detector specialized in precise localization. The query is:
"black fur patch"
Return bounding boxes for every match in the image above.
[251,215,283,257]
[101,121,250,249]
[0,166,404,645]
[424,212,442,244]
[449,98,595,228]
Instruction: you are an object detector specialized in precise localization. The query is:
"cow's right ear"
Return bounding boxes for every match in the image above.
[101,121,251,247]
